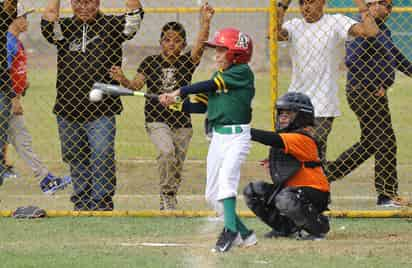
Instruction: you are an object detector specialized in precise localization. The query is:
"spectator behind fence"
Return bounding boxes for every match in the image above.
[276,0,379,163]
[110,3,215,210]
[4,3,72,194]
[0,0,17,186]
[325,0,412,207]
[41,0,144,211]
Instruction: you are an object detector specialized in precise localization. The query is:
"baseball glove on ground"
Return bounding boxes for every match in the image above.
[12,206,47,219]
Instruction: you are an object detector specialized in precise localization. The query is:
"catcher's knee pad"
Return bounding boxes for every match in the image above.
[243,181,274,208]
[275,188,307,226]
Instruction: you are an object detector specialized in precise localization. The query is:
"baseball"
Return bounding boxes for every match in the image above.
[89,89,103,102]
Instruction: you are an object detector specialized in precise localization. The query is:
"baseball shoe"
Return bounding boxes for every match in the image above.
[211,228,242,253]
[236,230,258,247]
[160,192,177,210]
[264,229,297,239]
[40,173,72,195]
[295,230,326,241]
[5,165,18,178]
[1,167,18,183]
[377,195,409,208]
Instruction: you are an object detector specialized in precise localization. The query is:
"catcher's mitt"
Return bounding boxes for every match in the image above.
[12,206,47,219]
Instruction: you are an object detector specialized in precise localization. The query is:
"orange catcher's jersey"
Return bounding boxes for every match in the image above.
[279,133,329,192]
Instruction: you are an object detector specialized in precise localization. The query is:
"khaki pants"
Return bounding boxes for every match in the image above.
[145,122,193,194]
[8,115,49,179]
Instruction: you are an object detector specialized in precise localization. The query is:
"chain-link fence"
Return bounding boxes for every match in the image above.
[278,0,412,208]
[0,0,274,211]
[0,0,411,212]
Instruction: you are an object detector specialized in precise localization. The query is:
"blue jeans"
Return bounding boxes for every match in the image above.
[57,116,116,210]
[0,89,11,181]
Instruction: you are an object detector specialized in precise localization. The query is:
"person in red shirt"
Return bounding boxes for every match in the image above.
[4,4,71,194]
[0,0,17,186]
[244,92,330,240]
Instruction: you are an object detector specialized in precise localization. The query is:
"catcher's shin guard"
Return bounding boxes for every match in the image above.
[275,187,329,236]
[243,182,297,234]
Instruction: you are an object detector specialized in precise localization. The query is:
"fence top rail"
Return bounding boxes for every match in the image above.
[33,7,412,14]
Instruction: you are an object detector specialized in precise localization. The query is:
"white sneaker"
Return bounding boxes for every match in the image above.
[233,230,258,247]
[241,231,258,247]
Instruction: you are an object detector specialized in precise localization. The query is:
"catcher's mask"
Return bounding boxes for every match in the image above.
[275,92,314,132]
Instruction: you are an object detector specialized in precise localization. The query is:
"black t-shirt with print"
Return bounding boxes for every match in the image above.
[138,51,198,128]
[41,13,135,122]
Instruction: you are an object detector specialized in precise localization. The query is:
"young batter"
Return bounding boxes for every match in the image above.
[160,27,256,253]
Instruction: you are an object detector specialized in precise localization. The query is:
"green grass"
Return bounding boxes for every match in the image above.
[1,217,412,268]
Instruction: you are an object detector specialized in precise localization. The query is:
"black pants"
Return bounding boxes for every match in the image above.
[326,87,398,197]
[314,117,334,164]
[244,182,330,236]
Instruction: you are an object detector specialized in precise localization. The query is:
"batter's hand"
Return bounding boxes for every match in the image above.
[159,89,181,106]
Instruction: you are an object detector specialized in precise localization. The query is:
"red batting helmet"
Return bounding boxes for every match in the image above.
[205,28,253,64]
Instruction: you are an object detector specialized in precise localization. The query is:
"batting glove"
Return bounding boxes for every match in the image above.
[123,8,144,36]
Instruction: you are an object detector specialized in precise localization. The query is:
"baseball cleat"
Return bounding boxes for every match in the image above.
[212,228,242,253]
[1,167,19,182]
[377,195,410,208]
[40,174,72,195]
[295,230,326,241]
[264,228,298,239]
[238,230,258,247]
[160,192,177,210]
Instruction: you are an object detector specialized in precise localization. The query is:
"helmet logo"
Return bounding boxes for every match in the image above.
[235,32,249,49]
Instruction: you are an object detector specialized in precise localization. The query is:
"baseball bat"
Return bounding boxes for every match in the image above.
[92,82,181,102]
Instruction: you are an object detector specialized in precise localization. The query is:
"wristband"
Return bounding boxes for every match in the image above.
[126,8,144,20]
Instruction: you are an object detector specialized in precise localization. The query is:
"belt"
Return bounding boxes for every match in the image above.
[214,125,243,134]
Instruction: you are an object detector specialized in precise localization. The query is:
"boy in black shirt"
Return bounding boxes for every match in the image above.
[110,3,214,210]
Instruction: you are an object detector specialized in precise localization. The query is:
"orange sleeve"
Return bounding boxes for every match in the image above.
[279,133,319,162]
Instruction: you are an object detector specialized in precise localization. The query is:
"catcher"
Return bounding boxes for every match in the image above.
[243,92,330,240]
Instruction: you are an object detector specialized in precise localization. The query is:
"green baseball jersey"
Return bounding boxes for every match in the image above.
[207,64,255,127]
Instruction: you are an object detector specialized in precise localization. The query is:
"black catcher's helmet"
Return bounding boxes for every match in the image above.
[275,92,315,131]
